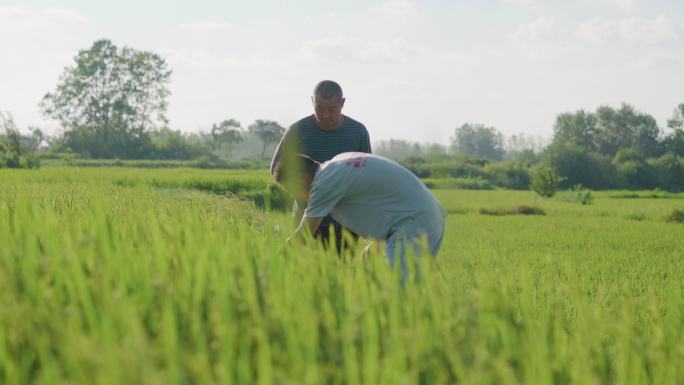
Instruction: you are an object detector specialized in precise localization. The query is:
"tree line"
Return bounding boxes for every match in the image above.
[1,39,284,167]
[2,39,684,191]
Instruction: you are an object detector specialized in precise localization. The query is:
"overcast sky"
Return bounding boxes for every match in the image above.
[1,0,683,144]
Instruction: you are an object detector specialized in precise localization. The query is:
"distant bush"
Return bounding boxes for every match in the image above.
[545,144,618,189]
[479,205,546,216]
[0,148,40,169]
[531,164,563,198]
[484,162,531,190]
[649,154,684,192]
[612,149,659,190]
[559,184,593,205]
[41,156,264,170]
[666,208,684,223]
[400,156,432,178]
[423,177,494,190]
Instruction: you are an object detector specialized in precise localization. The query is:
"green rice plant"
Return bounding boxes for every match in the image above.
[2,168,684,385]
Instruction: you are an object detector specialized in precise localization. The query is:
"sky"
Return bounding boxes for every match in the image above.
[0,0,683,144]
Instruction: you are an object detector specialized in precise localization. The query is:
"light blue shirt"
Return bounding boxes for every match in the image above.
[304,153,446,253]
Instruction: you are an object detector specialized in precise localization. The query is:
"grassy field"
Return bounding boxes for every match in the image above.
[1,168,684,385]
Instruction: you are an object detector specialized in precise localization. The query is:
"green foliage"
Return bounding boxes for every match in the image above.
[560,184,594,205]
[248,120,286,160]
[2,170,684,384]
[649,154,684,192]
[531,163,563,197]
[374,139,448,160]
[243,183,294,211]
[666,208,684,223]
[40,39,172,159]
[451,123,505,161]
[612,148,659,190]
[479,205,545,216]
[423,177,494,190]
[0,111,40,169]
[211,119,243,157]
[149,128,213,160]
[552,109,598,151]
[545,143,617,189]
[484,162,531,190]
[400,156,432,178]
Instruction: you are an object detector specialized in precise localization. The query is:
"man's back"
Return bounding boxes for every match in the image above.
[304,152,446,253]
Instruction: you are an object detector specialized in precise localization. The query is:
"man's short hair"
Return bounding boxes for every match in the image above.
[272,153,320,183]
[313,80,343,100]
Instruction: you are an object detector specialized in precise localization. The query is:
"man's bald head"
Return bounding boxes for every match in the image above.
[313,80,343,101]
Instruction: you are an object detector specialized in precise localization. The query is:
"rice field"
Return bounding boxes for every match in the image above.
[1,167,683,385]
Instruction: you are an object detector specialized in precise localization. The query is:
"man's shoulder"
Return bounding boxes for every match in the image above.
[290,115,316,130]
[341,115,368,132]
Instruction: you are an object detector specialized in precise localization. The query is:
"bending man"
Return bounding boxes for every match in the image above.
[272,152,446,267]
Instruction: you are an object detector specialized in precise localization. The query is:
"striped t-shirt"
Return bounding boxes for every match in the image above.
[269,114,372,174]
[269,114,372,223]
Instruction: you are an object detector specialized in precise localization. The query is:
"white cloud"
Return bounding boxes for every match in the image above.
[510,17,556,43]
[297,37,425,66]
[626,47,684,72]
[603,0,641,12]
[619,15,679,45]
[0,5,89,29]
[574,15,680,45]
[178,20,231,33]
[574,18,618,45]
[372,0,417,19]
[43,8,89,24]
[502,0,641,11]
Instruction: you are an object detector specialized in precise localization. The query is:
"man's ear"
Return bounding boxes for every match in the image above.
[339,97,346,108]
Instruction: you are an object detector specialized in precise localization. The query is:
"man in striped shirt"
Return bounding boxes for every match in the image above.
[270,80,372,252]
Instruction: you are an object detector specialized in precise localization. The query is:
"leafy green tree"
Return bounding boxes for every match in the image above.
[595,104,660,158]
[650,153,684,192]
[664,103,684,156]
[612,148,658,189]
[0,111,40,168]
[40,39,171,158]
[544,143,618,189]
[211,119,243,158]
[0,111,23,155]
[248,120,285,159]
[149,128,212,160]
[531,163,563,198]
[451,123,504,161]
[552,110,598,151]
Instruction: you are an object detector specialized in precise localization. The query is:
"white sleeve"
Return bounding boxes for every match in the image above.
[304,168,348,218]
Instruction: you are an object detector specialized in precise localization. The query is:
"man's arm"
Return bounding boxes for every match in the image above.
[269,125,296,175]
[287,216,324,243]
[361,128,372,153]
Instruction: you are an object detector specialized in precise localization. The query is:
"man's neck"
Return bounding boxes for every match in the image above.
[314,115,344,132]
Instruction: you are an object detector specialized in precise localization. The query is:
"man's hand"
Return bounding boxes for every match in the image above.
[286,216,324,243]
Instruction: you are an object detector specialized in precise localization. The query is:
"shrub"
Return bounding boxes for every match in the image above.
[560,184,593,205]
[484,162,531,190]
[400,157,432,178]
[423,177,494,190]
[531,164,563,198]
[479,205,546,216]
[544,144,618,189]
[649,154,684,192]
[666,208,684,223]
